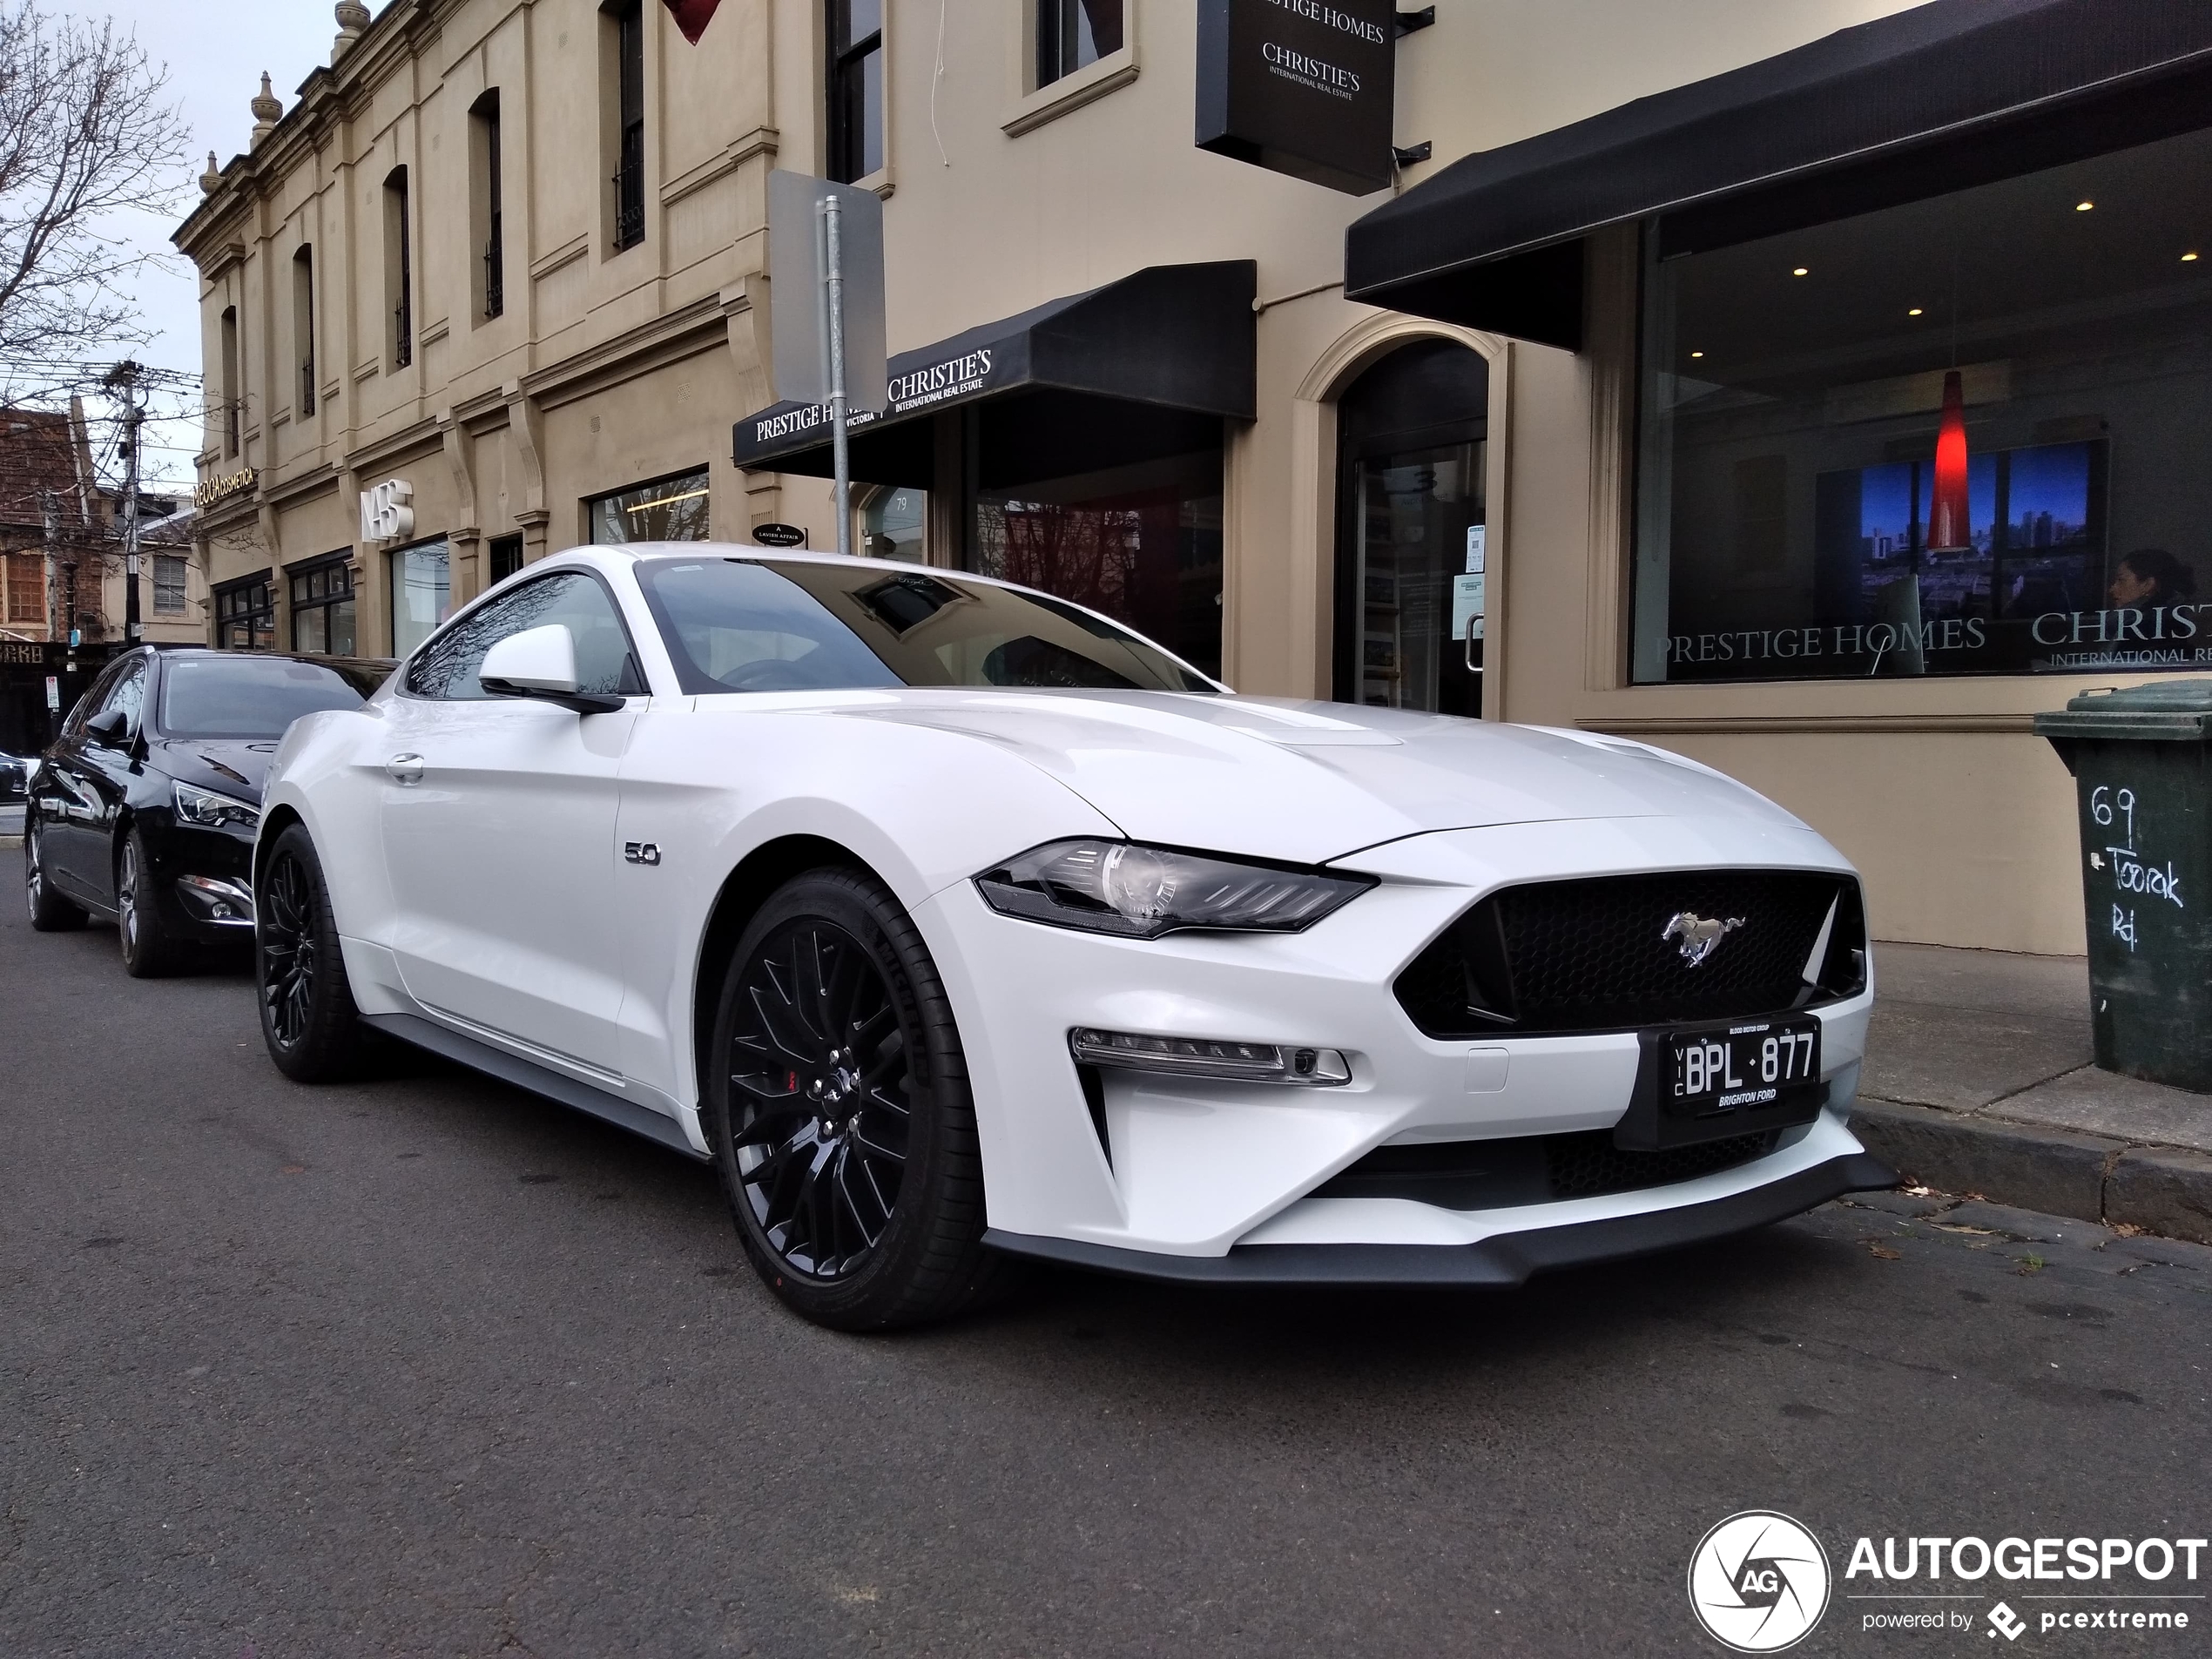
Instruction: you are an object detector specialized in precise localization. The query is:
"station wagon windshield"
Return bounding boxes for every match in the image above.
[634,557,1217,696]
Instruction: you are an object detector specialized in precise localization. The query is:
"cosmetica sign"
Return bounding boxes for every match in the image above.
[1196,0,1398,194]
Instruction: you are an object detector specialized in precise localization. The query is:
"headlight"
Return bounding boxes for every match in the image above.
[172,779,260,831]
[974,839,1372,939]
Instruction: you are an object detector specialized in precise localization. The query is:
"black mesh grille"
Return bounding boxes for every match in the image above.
[1311,1128,1780,1210]
[1395,869,1858,1038]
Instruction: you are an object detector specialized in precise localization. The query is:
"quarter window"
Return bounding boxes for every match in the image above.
[405,571,644,701]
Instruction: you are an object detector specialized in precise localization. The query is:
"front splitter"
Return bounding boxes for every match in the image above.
[981,1152,1898,1287]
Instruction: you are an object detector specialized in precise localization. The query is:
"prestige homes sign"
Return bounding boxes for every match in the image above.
[1197,0,1399,195]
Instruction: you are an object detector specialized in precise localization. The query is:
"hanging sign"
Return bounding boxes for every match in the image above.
[1196,0,1399,195]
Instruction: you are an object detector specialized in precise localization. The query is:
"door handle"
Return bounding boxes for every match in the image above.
[385,752,425,786]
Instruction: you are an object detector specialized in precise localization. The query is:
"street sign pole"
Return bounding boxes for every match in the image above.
[823,193,852,559]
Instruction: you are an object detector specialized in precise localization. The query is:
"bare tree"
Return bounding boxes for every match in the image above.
[0,0,190,391]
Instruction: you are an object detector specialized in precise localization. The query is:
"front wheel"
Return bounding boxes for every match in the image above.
[705,868,1014,1331]
[24,818,86,932]
[257,824,372,1082]
[118,829,185,977]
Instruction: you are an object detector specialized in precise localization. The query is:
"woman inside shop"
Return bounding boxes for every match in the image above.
[2107,548,2199,610]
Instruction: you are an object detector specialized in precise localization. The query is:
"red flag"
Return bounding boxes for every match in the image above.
[663,0,720,44]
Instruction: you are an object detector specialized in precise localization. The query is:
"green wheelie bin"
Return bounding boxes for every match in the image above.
[2035,680,2212,1092]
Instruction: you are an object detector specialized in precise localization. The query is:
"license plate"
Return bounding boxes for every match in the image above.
[1666,1016,1822,1121]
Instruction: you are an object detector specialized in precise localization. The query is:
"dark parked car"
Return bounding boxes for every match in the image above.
[0,748,29,803]
[24,647,391,974]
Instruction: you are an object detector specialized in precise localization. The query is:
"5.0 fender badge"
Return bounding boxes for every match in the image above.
[1662,910,1744,967]
[624,842,662,867]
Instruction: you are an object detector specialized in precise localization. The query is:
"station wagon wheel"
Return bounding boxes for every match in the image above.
[706,868,1017,1331]
[255,823,372,1082]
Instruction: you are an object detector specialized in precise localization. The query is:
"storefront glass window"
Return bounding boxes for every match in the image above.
[1632,125,2212,683]
[290,556,356,656]
[861,486,926,559]
[970,448,1223,679]
[389,541,450,659]
[589,469,711,544]
[214,575,274,651]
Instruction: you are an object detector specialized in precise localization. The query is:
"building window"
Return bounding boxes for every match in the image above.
[590,469,711,543]
[385,166,413,368]
[293,246,316,415]
[152,554,187,615]
[1632,124,2212,685]
[472,91,504,320]
[1036,0,1123,89]
[860,485,925,559]
[214,574,273,650]
[488,532,523,583]
[5,551,44,624]
[608,1,645,250]
[389,541,451,659]
[288,556,354,654]
[969,442,1224,680]
[827,0,883,185]
[219,306,240,456]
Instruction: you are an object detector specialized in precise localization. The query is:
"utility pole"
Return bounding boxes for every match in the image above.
[106,361,144,644]
[40,489,59,644]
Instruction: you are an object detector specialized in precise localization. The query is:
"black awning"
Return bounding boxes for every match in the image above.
[1345,0,2212,350]
[732,261,1256,480]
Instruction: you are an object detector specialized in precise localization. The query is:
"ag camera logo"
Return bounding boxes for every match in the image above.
[1689,1511,1832,1652]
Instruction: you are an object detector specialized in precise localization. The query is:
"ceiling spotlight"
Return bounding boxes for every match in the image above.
[2186,252,2201,263]
[1792,266,1810,277]
[1908,307,1924,316]
[1689,350,1704,359]
[2075,200,2094,212]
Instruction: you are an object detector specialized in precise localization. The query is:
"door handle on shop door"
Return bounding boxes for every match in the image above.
[384,753,425,785]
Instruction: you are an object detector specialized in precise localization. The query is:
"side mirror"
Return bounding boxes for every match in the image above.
[85,708,130,746]
[480,624,624,714]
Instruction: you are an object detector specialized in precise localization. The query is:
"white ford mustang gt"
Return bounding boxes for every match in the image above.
[253,544,1892,1328]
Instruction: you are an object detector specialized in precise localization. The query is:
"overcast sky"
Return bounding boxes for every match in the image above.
[101,1,337,488]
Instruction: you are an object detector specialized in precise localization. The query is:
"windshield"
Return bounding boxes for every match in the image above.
[633,558,1217,695]
[157,656,379,739]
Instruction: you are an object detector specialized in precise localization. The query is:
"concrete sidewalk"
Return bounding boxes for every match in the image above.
[1854,942,2212,1244]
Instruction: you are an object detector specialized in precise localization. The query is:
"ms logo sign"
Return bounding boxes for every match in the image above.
[1689,1512,1832,1652]
[360,477,415,543]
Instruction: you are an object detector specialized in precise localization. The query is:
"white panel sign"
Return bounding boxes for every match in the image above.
[361,478,415,544]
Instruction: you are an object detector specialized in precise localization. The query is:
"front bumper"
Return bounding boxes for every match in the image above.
[985,1150,1896,1285]
[917,814,1883,1264]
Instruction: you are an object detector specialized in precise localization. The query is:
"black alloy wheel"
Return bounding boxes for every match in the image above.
[256,823,371,1082]
[24,818,86,932]
[117,828,182,977]
[707,868,1015,1330]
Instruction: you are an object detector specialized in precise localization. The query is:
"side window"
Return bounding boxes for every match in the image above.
[404,572,644,702]
[65,660,130,736]
[105,662,147,733]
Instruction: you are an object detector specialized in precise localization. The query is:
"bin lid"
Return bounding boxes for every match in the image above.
[2033,679,2212,741]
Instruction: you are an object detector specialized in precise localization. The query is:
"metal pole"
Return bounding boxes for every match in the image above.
[823,192,852,559]
[40,489,59,741]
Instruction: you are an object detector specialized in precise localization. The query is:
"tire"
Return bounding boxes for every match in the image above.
[705,867,1018,1332]
[24,817,87,932]
[256,823,372,1082]
[118,828,185,977]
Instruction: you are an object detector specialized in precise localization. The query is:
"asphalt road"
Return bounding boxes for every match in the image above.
[3,893,2209,1658]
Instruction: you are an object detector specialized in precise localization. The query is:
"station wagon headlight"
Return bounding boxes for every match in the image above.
[172,779,260,832]
[974,839,1372,939]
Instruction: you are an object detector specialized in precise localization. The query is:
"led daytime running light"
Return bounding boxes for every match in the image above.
[1069,1028,1351,1086]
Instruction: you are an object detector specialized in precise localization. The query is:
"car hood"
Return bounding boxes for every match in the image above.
[152,737,280,803]
[829,690,1811,864]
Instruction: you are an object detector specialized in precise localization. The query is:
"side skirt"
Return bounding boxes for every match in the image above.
[361,1010,709,1163]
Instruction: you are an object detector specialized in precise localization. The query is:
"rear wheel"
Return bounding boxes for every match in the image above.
[257,824,372,1082]
[705,868,1014,1331]
[24,818,86,932]
[118,829,185,977]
